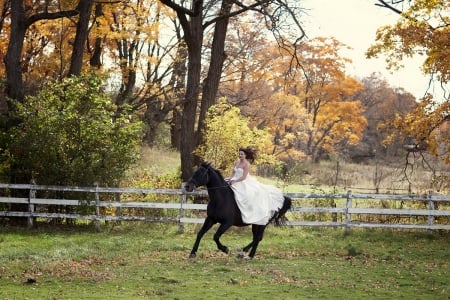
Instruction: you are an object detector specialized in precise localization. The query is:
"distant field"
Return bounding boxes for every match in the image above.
[134,146,450,194]
[1,223,449,299]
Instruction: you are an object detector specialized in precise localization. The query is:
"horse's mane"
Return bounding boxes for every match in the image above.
[201,162,226,182]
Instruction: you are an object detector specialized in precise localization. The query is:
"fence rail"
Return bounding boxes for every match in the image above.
[1,183,450,231]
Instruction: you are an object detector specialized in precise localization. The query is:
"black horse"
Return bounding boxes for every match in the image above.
[185,162,292,259]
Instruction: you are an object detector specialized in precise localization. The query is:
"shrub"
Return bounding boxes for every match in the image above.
[2,74,143,188]
[194,100,276,173]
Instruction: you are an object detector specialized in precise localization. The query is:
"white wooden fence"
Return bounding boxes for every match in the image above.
[1,183,450,231]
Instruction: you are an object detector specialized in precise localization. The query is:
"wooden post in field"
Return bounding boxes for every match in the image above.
[427,191,434,234]
[345,190,352,234]
[94,182,100,231]
[28,180,36,229]
[178,182,186,233]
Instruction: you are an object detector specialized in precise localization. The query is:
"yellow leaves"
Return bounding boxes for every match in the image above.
[105,1,162,42]
[381,94,450,163]
[312,100,367,154]
[368,0,450,83]
[195,100,275,172]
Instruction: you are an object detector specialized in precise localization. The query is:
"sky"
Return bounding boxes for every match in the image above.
[301,0,431,99]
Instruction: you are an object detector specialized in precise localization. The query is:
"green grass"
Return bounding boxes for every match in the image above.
[1,223,449,299]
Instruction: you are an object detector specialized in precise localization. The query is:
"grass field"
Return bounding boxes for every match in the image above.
[1,147,449,299]
[1,223,449,300]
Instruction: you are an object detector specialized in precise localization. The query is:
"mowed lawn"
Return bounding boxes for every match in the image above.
[0,223,449,300]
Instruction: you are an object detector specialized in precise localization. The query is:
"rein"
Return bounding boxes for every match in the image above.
[204,184,231,191]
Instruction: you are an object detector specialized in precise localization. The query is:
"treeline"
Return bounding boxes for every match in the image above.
[0,1,448,187]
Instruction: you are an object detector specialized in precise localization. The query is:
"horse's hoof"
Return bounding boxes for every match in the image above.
[237,251,245,259]
[189,253,196,258]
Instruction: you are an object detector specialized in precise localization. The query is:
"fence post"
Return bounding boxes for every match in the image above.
[178,182,186,233]
[115,193,121,225]
[94,182,100,231]
[345,190,352,234]
[28,180,36,229]
[427,191,434,234]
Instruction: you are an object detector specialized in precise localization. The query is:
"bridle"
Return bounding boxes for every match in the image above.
[189,165,210,188]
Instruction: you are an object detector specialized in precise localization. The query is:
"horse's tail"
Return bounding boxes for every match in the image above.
[272,196,292,226]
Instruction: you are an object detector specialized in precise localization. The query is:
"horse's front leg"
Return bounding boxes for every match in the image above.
[190,217,216,258]
[214,222,233,254]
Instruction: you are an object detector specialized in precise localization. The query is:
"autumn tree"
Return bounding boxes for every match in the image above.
[293,37,367,161]
[69,0,94,76]
[367,0,450,163]
[1,0,186,150]
[95,0,184,146]
[249,93,308,161]
[307,94,367,162]
[4,1,81,104]
[349,73,417,161]
[220,33,368,162]
[218,20,292,107]
[159,0,306,180]
[210,22,307,171]
[368,0,449,85]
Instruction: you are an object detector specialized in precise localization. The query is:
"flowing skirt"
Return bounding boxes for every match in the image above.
[230,169,284,225]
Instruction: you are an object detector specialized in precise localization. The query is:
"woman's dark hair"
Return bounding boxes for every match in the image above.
[239,147,257,163]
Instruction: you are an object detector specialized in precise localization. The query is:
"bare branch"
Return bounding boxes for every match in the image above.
[158,0,203,17]
[375,0,403,15]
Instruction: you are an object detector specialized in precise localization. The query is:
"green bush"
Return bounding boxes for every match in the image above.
[2,74,143,188]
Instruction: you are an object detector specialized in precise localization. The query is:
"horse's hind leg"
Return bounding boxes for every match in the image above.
[213,222,233,254]
[237,225,265,259]
[248,225,265,258]
[241,241,254,254]
[237,241,253,258]
[190,217,215,258]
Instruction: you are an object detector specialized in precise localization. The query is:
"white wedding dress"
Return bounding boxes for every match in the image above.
[229,167,285,225]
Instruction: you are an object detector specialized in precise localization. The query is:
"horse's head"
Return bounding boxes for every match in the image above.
[185,163,212,192]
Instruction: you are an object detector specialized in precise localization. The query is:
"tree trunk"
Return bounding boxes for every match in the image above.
[5,1,27,103]
[89,3,104,68]
[167,41,187,150]
[143,97,173,146]
[171,108,182,151]
[197,0,232,145]
[143,110,160,147]
[69,0,94,76]
[180,14,203,181]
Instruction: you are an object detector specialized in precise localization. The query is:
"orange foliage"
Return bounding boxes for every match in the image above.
[220,32,368,161]
[367,0,449,82]
[384,95,450,163]
[369,0,449,164]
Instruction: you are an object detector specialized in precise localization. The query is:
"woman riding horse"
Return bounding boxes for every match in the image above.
[185,162,291,259]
